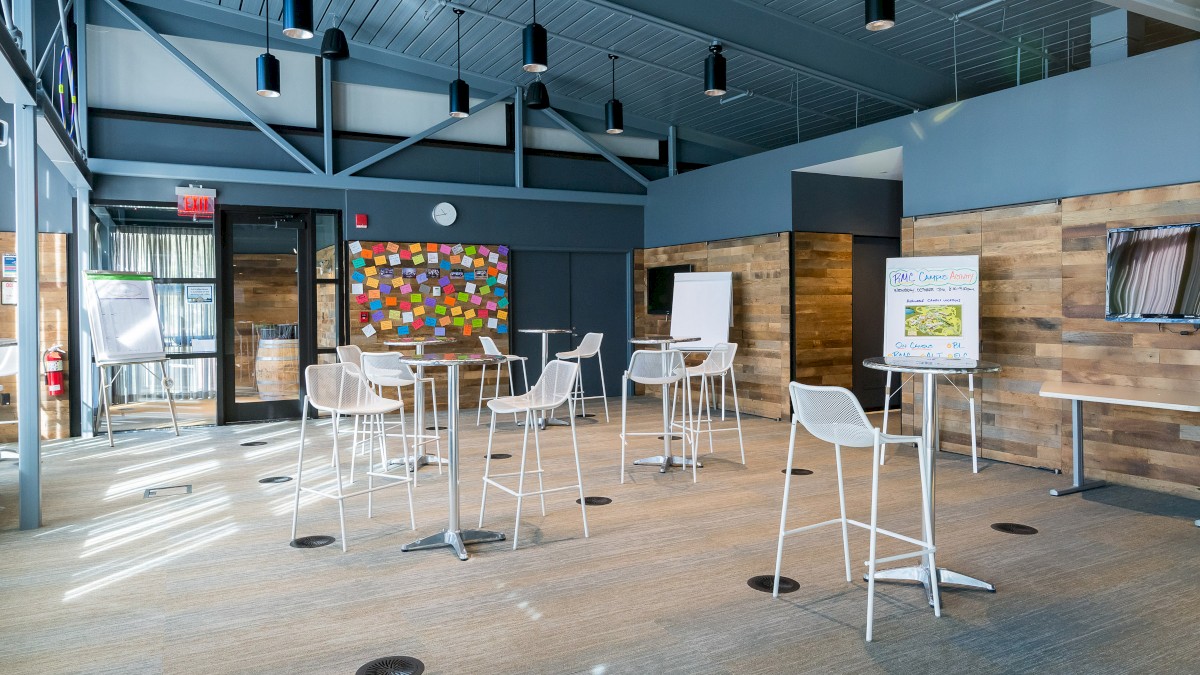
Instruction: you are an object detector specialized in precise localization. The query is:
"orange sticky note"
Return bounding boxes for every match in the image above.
[374,255,386,265]
[451,306,463,316]
[463,325,472,336]
[473,258,485,268]
[361,250,372,259]
[444,296,457,307]
[386,242,399,253]
[414,306,425,316]
[385,297,397,307]
[364,266,377,276]
[439,316,452,327]
[426,243,437,252]
[497,310,507,320]
[409,243,421,253]
[450,255,461,264]
[368,290,381,299]
[380,320,393,330]
[464,309,476,319]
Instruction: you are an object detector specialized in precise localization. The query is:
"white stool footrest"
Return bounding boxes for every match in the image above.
[482,476,580,499]
[866,547,935,567]
[299,474,411,501]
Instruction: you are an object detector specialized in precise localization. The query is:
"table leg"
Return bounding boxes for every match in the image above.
[402,363,504,560]
[867,372,994,604]
[406,344,448,471]
[1050,398,1106,496]
[539,332,568,428]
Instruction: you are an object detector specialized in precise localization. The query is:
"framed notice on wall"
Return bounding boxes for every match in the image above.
[883,255,980,360]
[348,240,510,339]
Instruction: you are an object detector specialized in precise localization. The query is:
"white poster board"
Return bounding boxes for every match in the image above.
[670,271,733,351]
[883,256,980,360]
[83,271,167,364]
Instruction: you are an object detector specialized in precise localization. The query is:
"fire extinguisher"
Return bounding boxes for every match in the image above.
[44,345,66,397]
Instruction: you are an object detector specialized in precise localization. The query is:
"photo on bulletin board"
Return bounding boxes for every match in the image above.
[348,240,511,340]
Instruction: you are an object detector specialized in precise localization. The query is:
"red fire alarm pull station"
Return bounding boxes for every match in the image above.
[360,311,370,324]
[355,213,368,229]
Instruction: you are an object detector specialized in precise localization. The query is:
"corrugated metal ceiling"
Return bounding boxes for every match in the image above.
[202,1,1195,152]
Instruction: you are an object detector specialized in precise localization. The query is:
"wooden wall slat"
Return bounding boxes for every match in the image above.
[792,232,852,388]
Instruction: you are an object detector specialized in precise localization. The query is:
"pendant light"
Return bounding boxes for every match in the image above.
[865,0,896,31]
[525,75,550,110]
[522,0,548,73]
[256,2,280,97]
[321,14,350,60]
[704,42,726,96]
[283,0,314,40]
[449,9,470,118]
[604,54,623,134]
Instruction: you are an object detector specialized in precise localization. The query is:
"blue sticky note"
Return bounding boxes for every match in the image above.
[498,297,509,308]
[398,326,410,336]
[440,260,451,270]
[352,271,366,283]
[434,327,446,336]
[424,317,436,327]
[495,288,506,297]
[416,273,428,283]
[497,324,508,334]
[369,300,383,310]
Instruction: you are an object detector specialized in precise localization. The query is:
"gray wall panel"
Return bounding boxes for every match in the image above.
[792,173,901,238]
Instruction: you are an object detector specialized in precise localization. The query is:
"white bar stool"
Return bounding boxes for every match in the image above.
[476,335,529,425]
[683,342,745,466]
[360,352,443,484]
[291,363,416,552]
[479,359,589,549]
[620,349,696,482]
[556,332,609,422]
[773,381,939,642]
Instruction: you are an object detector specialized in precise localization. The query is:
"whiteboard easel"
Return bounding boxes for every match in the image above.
[669,272,733,351]
[83,271,180,446]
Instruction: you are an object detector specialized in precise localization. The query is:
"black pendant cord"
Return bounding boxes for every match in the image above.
[264,1,271,54]
[610,54,616,99]
[532,0,537,24]
[455,9,462,79]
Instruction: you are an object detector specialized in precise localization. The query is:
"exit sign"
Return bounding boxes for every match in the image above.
[176,186,217,218]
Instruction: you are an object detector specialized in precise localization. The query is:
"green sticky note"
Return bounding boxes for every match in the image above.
[435,305,447,316]
[498,297,509,308]
[472,318,483,328]
[410,293,422,302]
[413,254,425,265]
[479,285,491,294]
[352,258,366,268]
[465,245,477,256]
[453,317,465,326]
[458,292,469,302]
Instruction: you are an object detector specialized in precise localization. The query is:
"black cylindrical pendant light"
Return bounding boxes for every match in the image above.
[525,77,550,110]
[257,4,280,97]
[605,54,623,134]
[523,0,548,73]
[449,9,470,118]
[283,0,314,39]
[704,42,726,96]
[865,0,896,31]
[321,26,349,60]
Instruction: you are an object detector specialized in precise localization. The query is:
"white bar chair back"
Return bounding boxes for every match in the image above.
[773,381,940,641]
[360,352,443,483]
[335,344,363,369]
[291,363,416,552]
[684,342,745,465]
[476,335,529,425]
[555,332,610,423]
[620,349,695,482]
[479,359,589,549]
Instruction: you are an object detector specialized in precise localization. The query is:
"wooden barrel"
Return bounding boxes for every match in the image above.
[255,338,299,400]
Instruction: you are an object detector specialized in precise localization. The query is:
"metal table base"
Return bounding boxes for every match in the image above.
[402,528,506,562]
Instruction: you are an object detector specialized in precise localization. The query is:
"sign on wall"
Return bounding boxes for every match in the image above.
[883,255,980,360]
[175,186,216,218]
[349,240,510,338]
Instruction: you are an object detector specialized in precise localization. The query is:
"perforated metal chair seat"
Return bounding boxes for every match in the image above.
[487,362,574,414]
[628,369,684,387]
[360,352,425,389]
[556,332,602,360]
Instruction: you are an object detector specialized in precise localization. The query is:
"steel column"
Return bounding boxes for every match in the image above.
[322,58,332,175]
[74,0,87,155]
[75,186,95,436]
[513,85,524,189]
[668,125,677,177]
[541,108,650,189]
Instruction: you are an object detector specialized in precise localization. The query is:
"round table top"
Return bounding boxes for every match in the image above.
[629,335,701,346]
[399,352,506,367]
[863,356,1002,375]
[383,336,458,347]
[517,328,574,335]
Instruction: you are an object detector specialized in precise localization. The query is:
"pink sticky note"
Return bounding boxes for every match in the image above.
[497,262,508,272]
[486,301,497,311]
[439,244,452,254]
[478,245,490,256]
[400,284,413,294]
[471,294,482,305]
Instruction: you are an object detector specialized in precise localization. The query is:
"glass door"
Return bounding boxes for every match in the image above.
[218,209,315,423]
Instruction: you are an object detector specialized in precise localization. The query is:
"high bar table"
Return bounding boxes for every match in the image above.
[383,335,457,471]
[630,335,700,473]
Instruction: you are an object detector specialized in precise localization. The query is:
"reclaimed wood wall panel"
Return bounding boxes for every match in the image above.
[792,233,853,388]
[1059,183,1200,495]
[0,233,71,442]
[634,235,790,420]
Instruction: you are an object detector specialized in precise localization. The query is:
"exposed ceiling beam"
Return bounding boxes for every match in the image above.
[1096,0,1200,31]
[117,0,767,160]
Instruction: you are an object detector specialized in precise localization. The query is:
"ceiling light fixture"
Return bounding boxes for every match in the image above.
[605,54,623,134]
[526,74,550,110]
[449,9,470,118]
[321,14,350,60]
[282,0,314,40]
[865,0,896,31]
[704,41,727,96]
[522,0,548,73]
[256,2,281,97]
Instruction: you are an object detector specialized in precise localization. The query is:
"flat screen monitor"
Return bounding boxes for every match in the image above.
[647,264,692,315]
[1106,223,1200,322]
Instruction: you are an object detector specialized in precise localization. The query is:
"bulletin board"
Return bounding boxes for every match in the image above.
[349,240,510,339]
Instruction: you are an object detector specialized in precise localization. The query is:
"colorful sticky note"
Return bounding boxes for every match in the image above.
[453,317,465,327]
[452,244,464,255]
[478,245,490,256]
[389,310,402,320]
[364,266,377,277]
[400,301,412,311]
[372,243,385,254]
[389,254,402,265]
[480,285,491,295]
[425,317,436,327]
[362,324,376,337]
[497,324,508,334]
[488,253,499,264]
[416,273,428,284]
[398,325,410,335]
[444,296,457,307]
[352,258,366,269]
[488,318,498,328]
[498,298,509,309]
[426,243,438,252]
[439,316,452,327]
[464,309,476,319]
[450,255,461,264]
[474,258,485,268]
[400,250,412,260]
[351,283,364,295]
[439,244,452,255]
[374,255,387,265]
[439,275,451,286]
[457,292,469,302]
[435,305,447,316]
[428,253,438,263]
[385,297,397,307]
[349,241,363,254]
[451,306,463,316]
[410,293,422,303]
[497,310,508,320]
[369,300,383,310]
[497,245,509,255]
[400,284,413,294]
[372,310,384,321]
[409,243,422,254]
[386,242,400,253]
[355,294,368,305]
[471,319,483,328]
[497,273,508,285]
[478,309,488,318]
[414,306,425,316]
[368,289,380,299]
[413,254,425,265]
[419,284,432,294]
[424,297,437,308]
[403,312,414,323]
[466,283,477,293]
[486,301,497,311]
[352,271,366,283]
[366,277,380,289]
[380,320,393,330]
[465,245,477,256]
[434,327,446,336]
[487,266,499,276]
[440,260,452,271]
[495,288,506,297]
[380,284,392,294]
[497,262,508,272]
[470,295,482,306]
[463,325,472,336]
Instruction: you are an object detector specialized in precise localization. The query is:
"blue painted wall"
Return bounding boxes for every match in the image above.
[645,41,1200,247]
[792,173,901,238]
[0,99,75,234]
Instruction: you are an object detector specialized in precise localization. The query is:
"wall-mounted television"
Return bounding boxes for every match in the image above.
[1106,223,1200,323]
[647,264,692,315]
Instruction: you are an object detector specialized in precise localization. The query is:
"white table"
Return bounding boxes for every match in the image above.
[383,336,457,470]
[517,328,574,427]
[630,335,701,473]
[863,356,1002,602]
[399,352,507,560]
[1039,382,1200,503]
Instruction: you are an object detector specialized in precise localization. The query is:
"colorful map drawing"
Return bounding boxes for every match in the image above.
[904,304,963,337]
[351,241,510,339]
